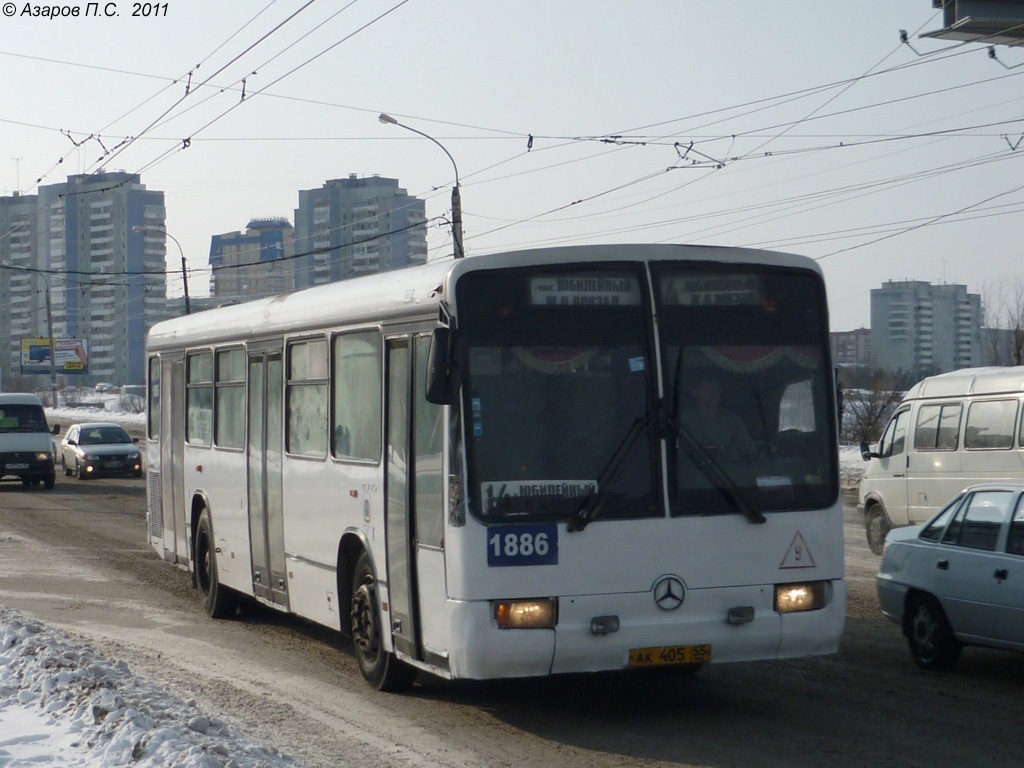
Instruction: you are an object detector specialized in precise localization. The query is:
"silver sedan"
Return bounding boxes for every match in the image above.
[877,483,1024,670]
[60,422,143,480]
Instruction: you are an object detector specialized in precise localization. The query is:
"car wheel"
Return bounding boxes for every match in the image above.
[43,472,55,490]
[195,509,238,619]
[906,594,961,671]
[350,550,415,692]
[865,504,889,556]
[62,455,71,476]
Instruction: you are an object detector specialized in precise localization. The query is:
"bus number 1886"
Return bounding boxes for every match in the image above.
[486,524,558,567]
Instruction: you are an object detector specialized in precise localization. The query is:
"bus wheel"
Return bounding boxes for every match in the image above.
[195,510,238,619]
[350,551,415,692]
[43,472,55,490]
[865,505,888,556]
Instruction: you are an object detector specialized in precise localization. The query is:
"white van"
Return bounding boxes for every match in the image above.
[858,366,1024,554]
[0,393,59,490]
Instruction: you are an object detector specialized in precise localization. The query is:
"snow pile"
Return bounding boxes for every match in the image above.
[0,607,295,768]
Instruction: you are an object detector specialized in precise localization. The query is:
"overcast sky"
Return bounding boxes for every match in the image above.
[2,1,1022,330]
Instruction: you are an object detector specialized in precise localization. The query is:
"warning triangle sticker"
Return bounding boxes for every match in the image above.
[779,531,816,569]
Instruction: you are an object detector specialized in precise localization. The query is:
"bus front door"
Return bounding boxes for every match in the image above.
[385,336,447,668]
[248,347,288,609]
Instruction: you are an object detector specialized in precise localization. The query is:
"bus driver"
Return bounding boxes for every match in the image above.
[681,376,753,458]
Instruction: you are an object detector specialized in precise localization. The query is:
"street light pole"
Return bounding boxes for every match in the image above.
[135,226,190,314]
[378,113,464,259]
[42,273,58,408]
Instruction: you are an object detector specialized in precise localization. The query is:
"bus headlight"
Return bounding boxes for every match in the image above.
[774,581,828,613]
[35,452,52,462]
[494,598,557,629]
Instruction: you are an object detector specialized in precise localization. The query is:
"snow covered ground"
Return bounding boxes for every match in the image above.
[0,395,295,767]
[0,607,295,767]
[0,394,869,765]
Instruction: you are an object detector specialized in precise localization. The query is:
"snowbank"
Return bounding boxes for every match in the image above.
[0,607,295,767]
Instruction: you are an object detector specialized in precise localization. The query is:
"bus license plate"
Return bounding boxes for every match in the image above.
[629,644,712,667]
[5,463,29,470]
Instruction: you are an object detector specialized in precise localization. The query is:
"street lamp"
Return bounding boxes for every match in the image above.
[134,226,190,314]
[379,113,464,259]
[1,262,58,407]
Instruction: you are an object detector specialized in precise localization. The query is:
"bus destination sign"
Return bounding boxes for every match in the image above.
[531,275,641,306]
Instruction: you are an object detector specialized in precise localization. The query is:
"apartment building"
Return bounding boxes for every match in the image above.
[0,172,168,388]
[870,280,982,376]
[292,175,427,289]
[209,217,295,300]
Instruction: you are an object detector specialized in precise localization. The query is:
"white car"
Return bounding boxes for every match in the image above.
[60,422,143,480]
[876,483,1024,670]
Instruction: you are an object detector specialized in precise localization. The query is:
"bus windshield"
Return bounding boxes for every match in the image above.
[653,263,838,515]
[457,266,659,522]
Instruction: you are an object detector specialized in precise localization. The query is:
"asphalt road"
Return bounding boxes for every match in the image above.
[1,475,1022,768]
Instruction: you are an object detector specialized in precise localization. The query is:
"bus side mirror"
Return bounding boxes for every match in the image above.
[859,441,879,461]
[425,327,455,405]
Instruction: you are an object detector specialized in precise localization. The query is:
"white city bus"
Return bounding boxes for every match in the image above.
[145,244,846,691]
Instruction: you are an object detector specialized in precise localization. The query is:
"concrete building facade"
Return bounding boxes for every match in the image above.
[209,217,295,300]
[0,172,168,388]
[870,280,982,377]
[292,175,427,289]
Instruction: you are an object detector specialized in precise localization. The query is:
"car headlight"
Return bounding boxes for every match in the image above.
[775,581,829,613]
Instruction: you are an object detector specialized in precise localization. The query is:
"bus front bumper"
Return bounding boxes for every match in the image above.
[443,580,847,680]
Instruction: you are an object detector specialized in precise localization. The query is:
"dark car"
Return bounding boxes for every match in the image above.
[876,483,1024,670]
[60,422,143,479]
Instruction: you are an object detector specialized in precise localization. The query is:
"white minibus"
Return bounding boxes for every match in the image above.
[858,366,1024,555]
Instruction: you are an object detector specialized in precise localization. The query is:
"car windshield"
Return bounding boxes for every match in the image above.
[79,427,131,445]
[0,404,48,433]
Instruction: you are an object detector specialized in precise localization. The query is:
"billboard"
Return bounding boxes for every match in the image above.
[20,338,90,376]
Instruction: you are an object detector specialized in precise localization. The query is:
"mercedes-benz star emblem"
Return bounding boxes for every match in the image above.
[653,575,685,611]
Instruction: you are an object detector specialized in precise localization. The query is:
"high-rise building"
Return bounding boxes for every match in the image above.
[870,280,982,377]
[292,174,427,289]
[0,192,43,387]
[10,171,169,386]
[209,217,295,300]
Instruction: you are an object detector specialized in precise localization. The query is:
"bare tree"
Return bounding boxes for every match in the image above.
[839,371,904,444]
[982,279,1024,366]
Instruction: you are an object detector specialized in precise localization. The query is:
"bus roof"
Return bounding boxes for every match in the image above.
[903,366,1024,400]
[147,243,820,352]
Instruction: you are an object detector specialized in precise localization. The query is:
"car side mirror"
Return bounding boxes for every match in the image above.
[425,327,456,405]
[859,440,880,461]
[132,437,139,444]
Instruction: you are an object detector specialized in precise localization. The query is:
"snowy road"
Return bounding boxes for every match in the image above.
[1,470,1024,767]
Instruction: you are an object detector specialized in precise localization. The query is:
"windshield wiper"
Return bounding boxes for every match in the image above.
[568,412,653,533]
[676,426,765,525]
